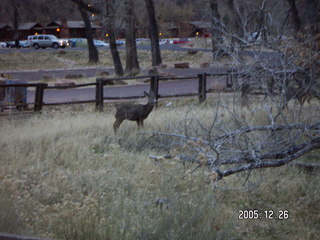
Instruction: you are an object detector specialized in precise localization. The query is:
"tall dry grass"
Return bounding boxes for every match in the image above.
[0,95,319,239]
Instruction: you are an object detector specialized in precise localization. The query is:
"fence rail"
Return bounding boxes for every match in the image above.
[46,82,96,89]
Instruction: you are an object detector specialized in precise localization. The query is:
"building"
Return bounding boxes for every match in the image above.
[0,22,43,41]
[44,20,102,38]
[189,21,211,37]
[16,22,44,39]
[0,23,11,41]
[0,20,102,41]
[0,20,212,41]
[158,21,211,38]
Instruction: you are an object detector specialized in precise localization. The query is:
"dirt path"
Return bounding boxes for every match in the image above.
[3,67,113,81]
[4,66,230,82]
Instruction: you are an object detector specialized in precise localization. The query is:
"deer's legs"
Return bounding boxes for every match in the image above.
[113,118,124,133]
[137,119,144,128]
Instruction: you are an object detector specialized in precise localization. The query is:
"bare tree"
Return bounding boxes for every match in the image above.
[144,0,162,66]
[304,0,320,35]
[209,0,224,57]
[156,1,194,37]
[70,0,100,63]
[12,0,20,48]
[0,0,37,47]
[255,0,268,43]
[124,0,140,75]
[147,64,320,180]
[226,0,244,49]
[105,0,124,76]
[36,0,78,22]
[286,0,301,34]
[145,0,320,182]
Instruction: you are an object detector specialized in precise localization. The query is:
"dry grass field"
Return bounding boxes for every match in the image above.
[0,94,319,240]
[0,48,215,72]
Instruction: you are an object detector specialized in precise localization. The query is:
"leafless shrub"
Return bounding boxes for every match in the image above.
[143,63,320,182]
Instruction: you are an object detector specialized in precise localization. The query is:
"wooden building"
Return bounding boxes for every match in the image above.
[44,20,102,38]
[189,21,211,37]
[0,20,102,41]
[0,23,12,41]
[17,22,44,39]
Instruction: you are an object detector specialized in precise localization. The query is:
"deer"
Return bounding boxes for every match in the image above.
[113,91,157,133]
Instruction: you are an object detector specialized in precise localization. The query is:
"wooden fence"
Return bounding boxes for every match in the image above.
[0,71,237,113]
[95,72,236,111]
[0,83,47,112]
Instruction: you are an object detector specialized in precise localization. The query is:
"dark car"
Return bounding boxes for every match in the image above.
[6,41,16,48]
[6,40,29,48]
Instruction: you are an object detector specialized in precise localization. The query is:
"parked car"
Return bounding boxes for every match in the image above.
[20,40,30,48]
[28,34,69,49]
[6,41,16,48]
[93,39,109,47]
[136,38,143,45]
[173,38,189,44]
[166,38,175,44]
[5,40,29,48]
[116,39,125,46]
[159,39,170,45]
[68,38,87,47]
[0,42,6,48]
[246,32,262,43]
[136,38,150,45]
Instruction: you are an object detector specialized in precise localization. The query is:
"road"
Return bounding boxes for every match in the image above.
[0,42,283,66]
[1,43,283,105]
[2,68,112,81]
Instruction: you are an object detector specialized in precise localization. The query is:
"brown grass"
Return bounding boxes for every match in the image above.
[0,48,215,72]
[0,95,319,240]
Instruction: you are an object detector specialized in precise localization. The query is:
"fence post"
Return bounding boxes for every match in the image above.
[150,75,159,106]
[227,70,233,88]
[34,83,47,112]
[33,86,39,112]
[198,73,207,103]
[95,78,104,112]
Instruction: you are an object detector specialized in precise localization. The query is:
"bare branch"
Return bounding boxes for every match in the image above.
[214,122,320,142]
[140,132,210,145]
[215,137,320,180]
[141,122,320,144]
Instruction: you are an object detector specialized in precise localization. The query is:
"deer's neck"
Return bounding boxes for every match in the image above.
[144,103,154,114]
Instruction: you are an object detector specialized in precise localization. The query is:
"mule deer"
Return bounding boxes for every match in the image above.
[282,70,320,108]
[113,91,157,133]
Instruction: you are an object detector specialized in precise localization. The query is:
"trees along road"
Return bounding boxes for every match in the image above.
[0,43,283,105]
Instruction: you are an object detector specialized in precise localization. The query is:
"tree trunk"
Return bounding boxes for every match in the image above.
[125,0,139,75]
[209,0,223,51]
[286,0,301,34]
[79,5,99,63]
[227,0,243,49]
[304,0,320,35]
[144,0,162,66]
[106,0,123,76]
[13,0,20,48]
[256,2,268,44]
